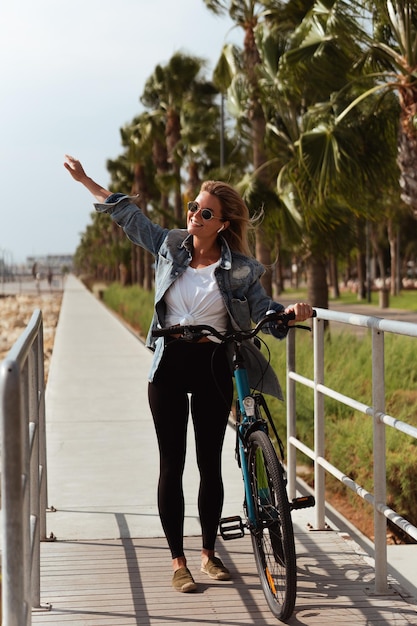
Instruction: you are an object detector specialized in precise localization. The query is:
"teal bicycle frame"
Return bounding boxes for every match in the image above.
[233,342,263,526]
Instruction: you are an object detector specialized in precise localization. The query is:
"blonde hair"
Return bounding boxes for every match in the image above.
[200,180,253,257]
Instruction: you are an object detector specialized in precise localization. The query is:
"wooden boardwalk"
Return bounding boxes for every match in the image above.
[32,276,417,625]
[33,531,417,625]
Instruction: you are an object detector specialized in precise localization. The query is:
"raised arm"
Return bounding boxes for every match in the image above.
[64,154,111,203]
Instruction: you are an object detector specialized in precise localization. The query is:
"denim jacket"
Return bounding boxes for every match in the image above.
[95,194,286,399]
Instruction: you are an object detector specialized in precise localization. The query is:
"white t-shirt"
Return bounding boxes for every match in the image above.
[165,261,228,340]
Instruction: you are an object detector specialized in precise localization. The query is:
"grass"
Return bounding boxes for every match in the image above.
[281,285,417,311]
[102,282,154,338]
[331,289,417,310]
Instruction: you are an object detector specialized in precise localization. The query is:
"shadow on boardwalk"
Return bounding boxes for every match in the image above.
[33,533,417,625]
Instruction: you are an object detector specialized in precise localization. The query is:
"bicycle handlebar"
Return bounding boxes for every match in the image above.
[152,309,316,343]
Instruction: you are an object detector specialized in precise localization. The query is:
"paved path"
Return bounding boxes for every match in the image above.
[35,275,417,624]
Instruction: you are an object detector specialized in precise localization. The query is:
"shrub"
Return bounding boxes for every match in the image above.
[103,283,154,338]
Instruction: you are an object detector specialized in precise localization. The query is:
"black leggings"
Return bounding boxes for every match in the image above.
[148,339,234,559]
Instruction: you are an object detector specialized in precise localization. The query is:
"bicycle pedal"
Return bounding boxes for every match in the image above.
[219,516,245,540]
[290,495,315,510]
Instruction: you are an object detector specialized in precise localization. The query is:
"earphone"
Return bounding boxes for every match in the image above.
[217,225,225,233]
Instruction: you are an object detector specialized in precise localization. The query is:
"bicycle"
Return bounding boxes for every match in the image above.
[152,310,315,622]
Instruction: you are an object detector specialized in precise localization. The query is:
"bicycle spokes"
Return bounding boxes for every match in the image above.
[248,430,297,621]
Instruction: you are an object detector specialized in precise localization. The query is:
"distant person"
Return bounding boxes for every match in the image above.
[64,154,313,593]
[47,268,53,291]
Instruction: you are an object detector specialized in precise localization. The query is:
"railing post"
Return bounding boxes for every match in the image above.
[29,344,41,609]
[314,317,326,529]
[37,324,48,542]
[286,327,297,499]
[1,360,27,626]
[1,310,50,625]
[372,328,388,593]
[21,364,32,622]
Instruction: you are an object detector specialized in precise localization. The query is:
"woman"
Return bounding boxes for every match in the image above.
[64,155,313,593]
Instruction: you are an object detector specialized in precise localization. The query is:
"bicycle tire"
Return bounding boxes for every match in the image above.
[247,429,297,622]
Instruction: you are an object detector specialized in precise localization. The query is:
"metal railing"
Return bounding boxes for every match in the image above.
[286,308,417,595]
[2,303,417,618]
[0,309,51,626]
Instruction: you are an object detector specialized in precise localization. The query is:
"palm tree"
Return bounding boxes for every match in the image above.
[74,211,122,281]
[277,0,416,297]
[267,0,402,302]
[141,52,217,225]
[173,74,229,199]
[365,0,417,215]
[114,115,160,289]
[205,0,282,294]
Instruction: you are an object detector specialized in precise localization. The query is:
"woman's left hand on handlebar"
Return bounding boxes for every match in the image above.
[285,303,314,323]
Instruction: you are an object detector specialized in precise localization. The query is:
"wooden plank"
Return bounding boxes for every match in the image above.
[32,533,417,625]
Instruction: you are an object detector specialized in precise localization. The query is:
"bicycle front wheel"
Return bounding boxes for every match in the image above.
[247,429,296,622]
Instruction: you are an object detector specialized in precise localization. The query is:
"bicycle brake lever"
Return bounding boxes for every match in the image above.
[290,324,312,332]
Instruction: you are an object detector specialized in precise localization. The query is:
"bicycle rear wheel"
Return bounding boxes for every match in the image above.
[247,429,296,622]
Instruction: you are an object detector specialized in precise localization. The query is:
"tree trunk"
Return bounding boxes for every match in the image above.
[328,254,340,299]
[166,109,183,224]
[144,250,153,291]
[356,250,366,300]
[252,111,273,295]
[186,161,201,200]
[306,254,328,309]
[130,245,136,284]
[355,219,367,300]
[272,232,283,296]
[173,162,183,225]
[398,123,417,216]
[387,218,400,296]
[137,247,145,287]
[369,224,386,280]
[256,226,272,296]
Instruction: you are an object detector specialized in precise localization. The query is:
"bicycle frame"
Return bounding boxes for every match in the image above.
[233,342,263,526]
[232,338,313,531]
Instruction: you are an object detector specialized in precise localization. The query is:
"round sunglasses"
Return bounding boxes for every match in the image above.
[187,201,224,221]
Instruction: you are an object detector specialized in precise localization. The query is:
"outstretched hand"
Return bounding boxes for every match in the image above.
[64,155,87,182]
[63,154,111,202]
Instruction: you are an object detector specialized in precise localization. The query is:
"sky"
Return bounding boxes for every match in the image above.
[0,0,240,265]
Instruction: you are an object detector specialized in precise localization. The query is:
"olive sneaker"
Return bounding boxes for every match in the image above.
[172,567,197,593]
[201,556,231,581]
